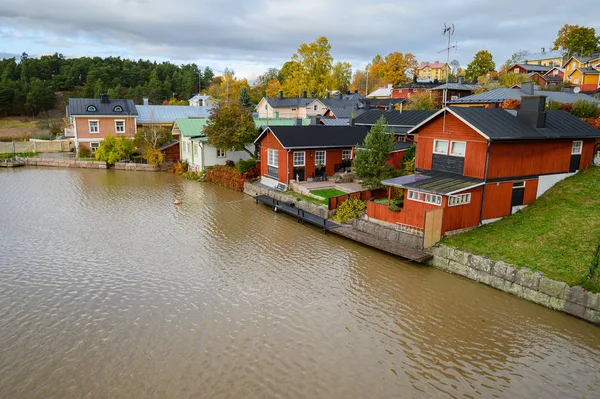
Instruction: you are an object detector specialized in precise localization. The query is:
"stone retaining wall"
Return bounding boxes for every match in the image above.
[114,162,161,172]
[353,218,424,250]
[429,245,600,324]
[244,181,330,219]
[25,157,107,169]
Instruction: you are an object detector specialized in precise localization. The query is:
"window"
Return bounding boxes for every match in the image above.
[216,148,226,158]
[264,104,267,110]
[315,151,326,166]
[513,68,519,73]
[553,69,559,76]
[572,61,576,69]
[87,105,97,112]
[115,120,125,133]
[267,149,278,167]
[194,143,199,158]
[313,104,318,111]
[513,181,526,188]
[293,151,305,167]
[291,108,297,111]
[433,139,448,155]
[90,142,100,154]
[574,79,579,84]
[342,149,352,160]
[406,190,442,206]
[572,140,583,155]
[88,120,99,134]
[113,105,123,112]
[450,141,466,157]
[448,193,471,206]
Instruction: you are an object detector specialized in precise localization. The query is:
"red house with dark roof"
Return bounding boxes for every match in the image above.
[255,125,369,189]
[367,96,600,239]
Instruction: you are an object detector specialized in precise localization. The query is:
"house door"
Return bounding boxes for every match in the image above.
[293,167,305,181]
[569,154,581,173]
[511,181,525,208]
[423,208,444,249]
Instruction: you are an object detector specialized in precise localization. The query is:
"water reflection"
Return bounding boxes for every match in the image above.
[0,168,598,399]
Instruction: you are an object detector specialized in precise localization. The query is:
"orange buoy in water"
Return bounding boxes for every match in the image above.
[173,200,181,205]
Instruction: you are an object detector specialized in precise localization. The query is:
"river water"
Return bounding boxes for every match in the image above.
[0,168,599,398]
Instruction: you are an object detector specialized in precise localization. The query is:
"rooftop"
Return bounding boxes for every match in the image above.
[447,87,600,105]
[353,109,437,127]
[67,96,137,116]
[255,125,369,149]
[382,171,483,195]
[136,105,212,124]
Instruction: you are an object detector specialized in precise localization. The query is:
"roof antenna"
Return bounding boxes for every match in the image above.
[439,23,457,134]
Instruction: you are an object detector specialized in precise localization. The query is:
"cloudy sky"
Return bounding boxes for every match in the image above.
[0,0,598,80]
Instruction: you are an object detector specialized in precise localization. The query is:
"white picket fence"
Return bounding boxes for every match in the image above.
[0,140,71,154]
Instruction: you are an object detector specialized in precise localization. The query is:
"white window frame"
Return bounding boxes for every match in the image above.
[115,120,125,134]
[267,149,278,167]
[88,120,99,134]
[572,140,583,155]
[574,78,579,84]
[315,151,326,166]
[433,139,448,155]
[513,181,526,189]
[90,142,100,154]
[406,190,442,206]
[313,104,318,111]
[342,149,352,160]
[194,143,199,158]
[449,141,466,157]
[513,68,519,73]
[216,148,226,158]
[293,151,305,167]
[448,193,471,207]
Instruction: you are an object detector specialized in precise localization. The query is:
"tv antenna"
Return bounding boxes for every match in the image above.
[439,23,457,135]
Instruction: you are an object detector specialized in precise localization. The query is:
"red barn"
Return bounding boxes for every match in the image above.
[159,140,180,164]
[254,125,369,189]
[368,96,600,237]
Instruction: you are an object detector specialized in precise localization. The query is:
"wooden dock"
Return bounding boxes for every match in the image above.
[254,194,432,263]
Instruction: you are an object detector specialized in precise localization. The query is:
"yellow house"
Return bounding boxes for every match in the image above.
[563,55,600,89]
[415,61,450,81]
[523,49,563,67]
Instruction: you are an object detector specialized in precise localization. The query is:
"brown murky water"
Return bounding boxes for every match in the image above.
[0,168,599,398]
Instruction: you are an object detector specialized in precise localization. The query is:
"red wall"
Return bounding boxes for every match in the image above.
[387,149,407,169]
[258,130,288,183]
[416,113,488,179]
[481,178,538,220]
[442,186,484,233]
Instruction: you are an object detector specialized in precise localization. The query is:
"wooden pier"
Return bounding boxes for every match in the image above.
[254,194,432,263]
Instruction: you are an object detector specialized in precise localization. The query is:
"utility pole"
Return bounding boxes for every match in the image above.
[198,66,202,95]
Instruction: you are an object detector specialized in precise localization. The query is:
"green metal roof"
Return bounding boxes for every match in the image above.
[191,136,209,142]
[175,118,209,137]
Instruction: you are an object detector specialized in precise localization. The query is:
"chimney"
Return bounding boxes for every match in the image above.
[346,90,350,95]
[310,116,321,125]
[301,90,307,98]
[295,118,302,126]
[142,97,149,106]
[354,89,358,94]
[517,95,547,128]
[338,93,343,100]
[100,93,109,103]
[364,100,371,109]
[387,103,394,111]
[520,83,534,95]
[435,60,439,64]
[310,92,316,98]
[326,92,331,99]
[458,77,464,85]
[413,75,417,83]
[278,90,283,99]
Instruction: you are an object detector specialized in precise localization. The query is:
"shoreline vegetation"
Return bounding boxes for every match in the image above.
[444,167,600,293]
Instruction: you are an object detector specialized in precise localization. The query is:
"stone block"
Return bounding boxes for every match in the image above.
[448,248,471,264]
[548,297,566,311]
[432,245,450,259]
[583,309,600,325]
[522,288,551,307]
[564,301,586,318]
[506,282,523,297]
[566,286,589,307]
[515,268,541,290]
[490,276,508,290]
[538,277,569,300]
[503,265,517,283]
[468,255,493,274]
[447,260,469,277]
[429,256,449,270]
[386,229,399,243]
[588,292,600,312]
[492,261,507,279]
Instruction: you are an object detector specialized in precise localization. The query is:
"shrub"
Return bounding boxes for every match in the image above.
[94,134,135,165]
[205,165,244,191]
[144,147,164,165]
[571,100,599,118]
[332,197,367,223]
[236,158,257,174]
[169,160,188,174]
[77,147,92,158]
[225,160,235,167]
[32,132,54,140]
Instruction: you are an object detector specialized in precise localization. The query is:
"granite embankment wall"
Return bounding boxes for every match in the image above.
[114,162,161,172]
[353,217,424,250]
[25,157,107,169]
[244,182,330,219]
[429,245,600,324]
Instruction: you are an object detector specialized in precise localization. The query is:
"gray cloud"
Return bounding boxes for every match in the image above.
[0,0,598,78]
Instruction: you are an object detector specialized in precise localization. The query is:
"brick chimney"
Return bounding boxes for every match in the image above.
[99,93,109,103]
[278,90,283,99]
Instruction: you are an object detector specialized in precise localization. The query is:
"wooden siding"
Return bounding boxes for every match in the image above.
[328,189,386,210]
[286,148,350,182]
[161,143,180,164]
[442,186,483,233]
[580,140,595,169]
[487,139,595,179]
[482,182,513,219]
[523,179,538,205]
[415,113,488,179]
[258,130,287,182]
[75,116,136,140]
[387,149,408,169]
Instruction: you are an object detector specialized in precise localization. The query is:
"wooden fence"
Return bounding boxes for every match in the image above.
[328,188,386,210]
[0,140,70,154]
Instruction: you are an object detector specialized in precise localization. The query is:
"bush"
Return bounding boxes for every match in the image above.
[94,134,135,165]
[205,165,244,191]
[332,197,367,223]
[169,160,188,174]
[77,147,92,158]
[236,158,257,174]
[571,100,599,118]
[144,147,164,165]
[32,132,54,140]
[225,160,235,167]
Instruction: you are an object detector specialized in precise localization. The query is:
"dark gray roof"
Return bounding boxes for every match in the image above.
[382,171,483,195]
[447,87,600,105]
[513,63,552,73]
[320,117,350,126]
[448,107,600,140]
[255,126,369,149]
[265,97,315,108]
[327,106,366,119]
[319,98,362,108]
[431,82,481,91]
[398,81,440,90]
[393,141,414,152]
[159,139,179,150]
[67,97,137,116]
[360,98,407,107]
[572,68,600,75]
[542,76,563,83]
[354,109,437,127]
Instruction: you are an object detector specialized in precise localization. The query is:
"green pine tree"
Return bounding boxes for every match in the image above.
[238,86,253,109]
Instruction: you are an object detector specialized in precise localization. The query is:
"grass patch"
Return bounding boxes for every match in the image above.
[0,152,37,159]
[283,191,328,206]
[443,167,600,292]
[310,188,347,199]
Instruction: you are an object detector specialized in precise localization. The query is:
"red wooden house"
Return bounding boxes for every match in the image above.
[368,95,600,236]
[255,125,369,189]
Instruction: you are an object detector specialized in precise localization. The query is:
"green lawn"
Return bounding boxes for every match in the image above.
[283,191,328,206]
[310,188,347,199]
[443,166,600,292]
